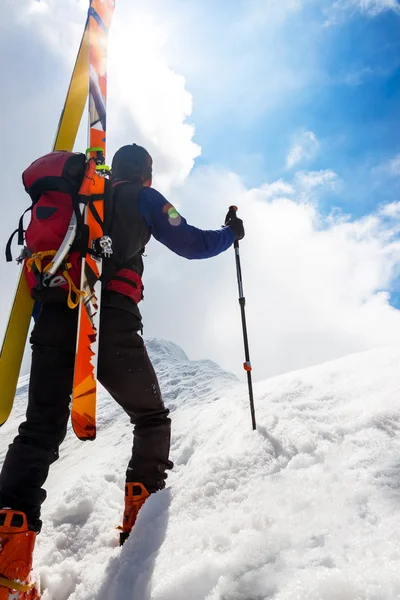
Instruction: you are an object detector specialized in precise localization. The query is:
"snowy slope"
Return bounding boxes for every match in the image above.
[2,340,400,599]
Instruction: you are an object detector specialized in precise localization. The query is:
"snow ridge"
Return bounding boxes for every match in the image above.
[2,342,400,599]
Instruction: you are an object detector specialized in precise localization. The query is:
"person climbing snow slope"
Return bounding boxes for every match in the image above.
[0,143,244,598]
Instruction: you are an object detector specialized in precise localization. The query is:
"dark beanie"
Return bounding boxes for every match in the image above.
[111,144,153,182]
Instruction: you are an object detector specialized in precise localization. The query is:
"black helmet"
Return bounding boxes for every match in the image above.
[111,144,153,183]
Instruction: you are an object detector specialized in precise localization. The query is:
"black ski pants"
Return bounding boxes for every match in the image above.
[0,304,172,525]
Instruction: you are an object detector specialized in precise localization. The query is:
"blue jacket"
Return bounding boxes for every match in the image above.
[138,187,235,259]
[101,181,236,320]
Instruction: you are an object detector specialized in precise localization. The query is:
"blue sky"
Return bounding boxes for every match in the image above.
[177,2,400,218]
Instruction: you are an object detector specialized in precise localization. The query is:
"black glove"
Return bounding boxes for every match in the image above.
[225,206,245,240]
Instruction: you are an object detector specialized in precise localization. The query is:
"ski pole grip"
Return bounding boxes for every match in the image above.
[225,205,238,225]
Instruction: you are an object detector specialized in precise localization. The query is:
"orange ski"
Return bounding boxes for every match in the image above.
[71,0,115,441]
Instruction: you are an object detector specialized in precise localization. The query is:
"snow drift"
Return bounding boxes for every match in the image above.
[1,339,400,599]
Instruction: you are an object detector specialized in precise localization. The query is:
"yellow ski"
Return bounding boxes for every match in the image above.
[0,20,90,426]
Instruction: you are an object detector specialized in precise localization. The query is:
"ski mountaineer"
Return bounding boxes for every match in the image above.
[0,143,245,594]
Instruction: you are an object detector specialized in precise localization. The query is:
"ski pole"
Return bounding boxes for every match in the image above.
[226,206,256,431]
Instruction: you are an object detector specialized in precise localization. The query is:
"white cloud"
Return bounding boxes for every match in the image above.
[379,202,400,219]
[25,1,50,16]
[372,153,400,180]
[286,130,320,169]
[294,169,339,200]
[257,180,295,200]
[9,0,201,193]
[237,0,304,32]
[107,8,200,192]
[142,166,400,380]
[389,154,400,175]
[14,0,87,58]
[325,0,400,24]
[354,0,400,14]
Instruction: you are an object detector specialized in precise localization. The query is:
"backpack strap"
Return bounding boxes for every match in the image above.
[5,207,32,262]
[87,202,104,230]
[99,180,128,285]
[102,179,138,246]
[6,177,82,263]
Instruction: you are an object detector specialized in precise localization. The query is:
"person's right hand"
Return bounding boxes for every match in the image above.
[225,206,245,240]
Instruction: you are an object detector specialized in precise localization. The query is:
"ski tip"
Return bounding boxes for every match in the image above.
[71,414,96,441]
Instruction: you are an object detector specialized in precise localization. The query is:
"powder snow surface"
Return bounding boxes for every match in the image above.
[1,339,400,599]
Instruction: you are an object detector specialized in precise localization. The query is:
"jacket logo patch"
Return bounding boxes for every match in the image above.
[163,203,181,227]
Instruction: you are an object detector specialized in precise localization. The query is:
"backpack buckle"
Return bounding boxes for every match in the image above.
[93,235,113,259]
[16,248,29,264]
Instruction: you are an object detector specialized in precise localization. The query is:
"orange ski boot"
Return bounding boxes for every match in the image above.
[0,510,40,599]
[119,483,150,546]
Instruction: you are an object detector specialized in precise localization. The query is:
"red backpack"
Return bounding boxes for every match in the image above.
[7,151,146,309]
[7,151,88,308]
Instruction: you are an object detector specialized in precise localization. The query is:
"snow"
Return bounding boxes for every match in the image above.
[2,340,400,599]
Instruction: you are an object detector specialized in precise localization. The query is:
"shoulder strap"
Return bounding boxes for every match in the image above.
[104,179,142,235]
[103,178,115,236]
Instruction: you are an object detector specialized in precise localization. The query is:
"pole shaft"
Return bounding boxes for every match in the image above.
[234,241,256,430]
